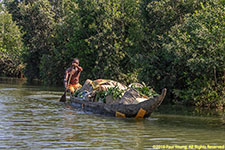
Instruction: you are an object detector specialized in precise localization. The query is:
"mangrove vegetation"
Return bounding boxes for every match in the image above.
[0,0,224,107]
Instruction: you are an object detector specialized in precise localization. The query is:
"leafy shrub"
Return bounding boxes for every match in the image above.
[164,0,225,107]
[0,8,24,77]
[95,85,125,103]
[131,83,159,98]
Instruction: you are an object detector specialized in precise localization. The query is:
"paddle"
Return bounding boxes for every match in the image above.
[60,66,74,102]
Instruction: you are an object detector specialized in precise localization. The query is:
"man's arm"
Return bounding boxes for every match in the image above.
[77,66,83,72]
[72,62,83,72]
[77,66,83,77]
[72,63,82,80]
[64,71,69,89]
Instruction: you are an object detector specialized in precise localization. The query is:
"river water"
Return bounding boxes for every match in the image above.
[0,78,224,150]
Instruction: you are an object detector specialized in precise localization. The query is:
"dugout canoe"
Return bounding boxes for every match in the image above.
[68,88,167,118]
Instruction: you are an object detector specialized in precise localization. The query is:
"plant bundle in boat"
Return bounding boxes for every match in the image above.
[67,79,167,118]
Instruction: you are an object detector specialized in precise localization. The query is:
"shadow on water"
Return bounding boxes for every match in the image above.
[153,105,225,129]
[0,77,63,91]
[0,77,225,149]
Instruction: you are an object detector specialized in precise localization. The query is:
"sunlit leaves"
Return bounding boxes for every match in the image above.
[18,0,56,81]
[165,0,225,107]
[0,7,24,77]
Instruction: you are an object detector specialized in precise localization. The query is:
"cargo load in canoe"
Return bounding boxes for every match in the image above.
[68,79,167,118]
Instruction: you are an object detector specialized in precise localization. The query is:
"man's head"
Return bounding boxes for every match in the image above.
[73,58,79,66]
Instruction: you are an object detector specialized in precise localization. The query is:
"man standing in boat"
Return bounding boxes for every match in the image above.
[64,58,83,93]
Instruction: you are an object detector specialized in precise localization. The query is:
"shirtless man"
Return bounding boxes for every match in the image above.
[64,58,83,93]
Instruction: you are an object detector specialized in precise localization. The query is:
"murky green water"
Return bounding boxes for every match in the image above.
[0,78,225,150]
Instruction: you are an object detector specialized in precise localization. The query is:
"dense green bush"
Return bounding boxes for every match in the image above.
[78,0,142,83]
[139,0,209,85]
[40,0,92,85]
[40,0,142,85]
[0,6,24,77]
[138,0,224,107]
[18,0,56,82]
[165,1,225,107]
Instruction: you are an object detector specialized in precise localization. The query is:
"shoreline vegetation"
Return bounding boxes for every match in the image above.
[0,0,224,108]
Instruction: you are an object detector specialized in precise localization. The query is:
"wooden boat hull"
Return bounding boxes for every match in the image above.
[68,88,167,118]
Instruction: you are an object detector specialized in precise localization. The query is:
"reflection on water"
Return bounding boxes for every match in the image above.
[0,78,225,149]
